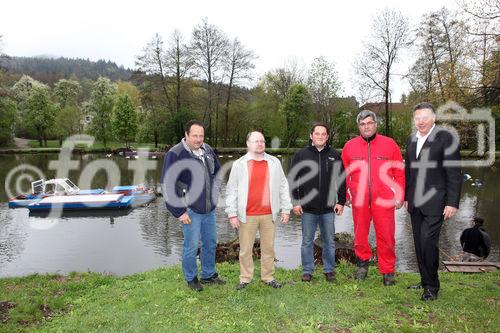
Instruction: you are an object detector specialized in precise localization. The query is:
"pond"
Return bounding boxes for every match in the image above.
[0,153,498,277]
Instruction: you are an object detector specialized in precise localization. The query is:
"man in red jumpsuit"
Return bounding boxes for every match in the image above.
[342,110,405,286]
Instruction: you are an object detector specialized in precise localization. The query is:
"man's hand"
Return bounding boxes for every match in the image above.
[179,212,191,224]
[280,213,290,224]
[229,216,240,229]
[443,206,458,220]
[334,204,344,216]
[292,205,303,216]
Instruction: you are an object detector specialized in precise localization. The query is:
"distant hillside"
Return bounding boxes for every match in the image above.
[0,55,133,85]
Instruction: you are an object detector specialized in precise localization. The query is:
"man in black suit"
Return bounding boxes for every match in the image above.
[404,102,462,301]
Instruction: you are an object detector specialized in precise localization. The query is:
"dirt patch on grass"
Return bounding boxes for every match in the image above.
[316,323,352,333]
[394,310,413,326]
[4,283,22,291]
[39,304,53,320]
[0,301,17,323]
[52,275,69,283]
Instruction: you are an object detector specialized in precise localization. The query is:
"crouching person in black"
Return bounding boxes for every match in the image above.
[460,216,491,262]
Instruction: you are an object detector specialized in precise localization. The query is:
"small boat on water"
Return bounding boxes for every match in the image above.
[8,178,156,211]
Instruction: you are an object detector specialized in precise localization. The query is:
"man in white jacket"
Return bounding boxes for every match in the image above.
[226,131,292,290]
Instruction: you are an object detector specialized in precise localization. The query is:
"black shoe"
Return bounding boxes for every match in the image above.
[200,272,226,285]
[187,277,203,292]
[266,280,282,288]
[383,273,395,286]
[421,289,438,301]
[407,283,423,290]
[324,272,336,282]
[355,259,369,280]
[236,282,249,290]
[302,273,313,282]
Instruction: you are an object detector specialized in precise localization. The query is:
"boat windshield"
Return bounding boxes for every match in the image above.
[32,179,45,195]
[64,179,80,192]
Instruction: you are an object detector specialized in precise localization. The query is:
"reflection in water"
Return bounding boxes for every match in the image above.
[0,153,498,277]
[0,205,28,265]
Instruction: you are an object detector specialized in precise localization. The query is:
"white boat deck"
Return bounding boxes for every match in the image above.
[37,194,124,204]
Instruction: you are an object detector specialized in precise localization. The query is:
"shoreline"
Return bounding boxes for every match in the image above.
[0,147,499,159]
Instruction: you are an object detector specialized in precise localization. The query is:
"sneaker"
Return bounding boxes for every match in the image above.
[302,273,313,282]
[324,271,336,282]
[266,280,282,288]
[383,273,395,286]
[187,277,203,292]
[200,273,226,285]
[236,282,249,290]
[355,259,369,280]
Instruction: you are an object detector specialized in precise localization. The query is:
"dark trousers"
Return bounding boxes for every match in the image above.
[410,208,443,293]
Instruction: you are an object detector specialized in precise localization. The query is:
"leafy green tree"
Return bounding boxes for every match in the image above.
[112,94,137,149]
[389,107,413,146]
[117,80,140,107]
[307,56,341,137]
[53,79,80,108]
[53,79,82,143]
[331,97,359,147]
[88,77,116,147]
[280,84,312,147]
[247,85,283,145]
[11,75,40,138]
[261,64,304,101]
[0,96,16,146]
[25,85,56,147]
[54,105,81,144]
[12,75,42,105]
[136,81,166,147]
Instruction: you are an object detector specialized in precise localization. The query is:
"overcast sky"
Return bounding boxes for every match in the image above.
[1,0,460,102]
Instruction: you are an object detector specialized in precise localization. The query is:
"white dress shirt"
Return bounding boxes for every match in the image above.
[415,124,436,158]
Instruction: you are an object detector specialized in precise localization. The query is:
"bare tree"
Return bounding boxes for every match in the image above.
[458,0,500,22]
[135,33,174,116]
[408,8,475,104]
[354,9,410,136]
[222,37,256,144]
[165,30,193,116]
[458,0,499,105]
[190,18,229,140]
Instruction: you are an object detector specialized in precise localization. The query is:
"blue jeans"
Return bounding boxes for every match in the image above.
[182,209,217,282]
[301,212,335,274]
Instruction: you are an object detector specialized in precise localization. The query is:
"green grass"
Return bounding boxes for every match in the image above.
[0,263,498,332]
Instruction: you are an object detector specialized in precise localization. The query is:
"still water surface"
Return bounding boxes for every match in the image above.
[0,153,498,277]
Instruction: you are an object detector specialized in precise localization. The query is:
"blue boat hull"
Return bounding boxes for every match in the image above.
[27,196,132,211]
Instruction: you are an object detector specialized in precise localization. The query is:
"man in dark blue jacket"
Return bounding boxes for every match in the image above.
[161,120,225,291]
[290,123,346,282]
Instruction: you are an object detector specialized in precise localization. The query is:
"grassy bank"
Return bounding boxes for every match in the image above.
[0,263,498,332]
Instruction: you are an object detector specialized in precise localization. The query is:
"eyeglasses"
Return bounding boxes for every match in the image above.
[358,121,376,127]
